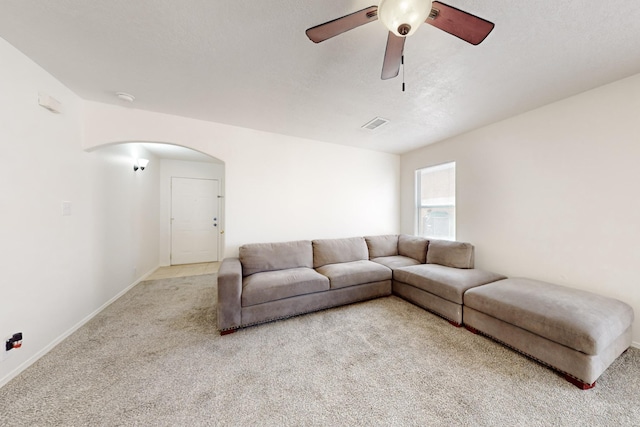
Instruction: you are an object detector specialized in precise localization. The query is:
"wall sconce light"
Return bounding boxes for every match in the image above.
[134,158,149,171]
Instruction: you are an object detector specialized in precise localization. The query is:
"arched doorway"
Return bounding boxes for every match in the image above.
[88,141,225,269]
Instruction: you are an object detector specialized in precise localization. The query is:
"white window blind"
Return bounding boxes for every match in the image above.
[416,162,456,240]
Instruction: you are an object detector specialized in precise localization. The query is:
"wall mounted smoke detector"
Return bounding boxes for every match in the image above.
[116,92,135,103]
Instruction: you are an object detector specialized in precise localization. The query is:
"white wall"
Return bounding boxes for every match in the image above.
[401,73,640,346]
[83,103,401,257]
[0,38,160,387]
[159,159,225,265]
[90,144,160,286]
[1,34,399,386]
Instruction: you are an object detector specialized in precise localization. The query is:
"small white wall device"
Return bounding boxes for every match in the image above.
[38,92,61,113]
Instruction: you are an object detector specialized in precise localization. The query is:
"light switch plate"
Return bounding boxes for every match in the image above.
[62,201,71,216]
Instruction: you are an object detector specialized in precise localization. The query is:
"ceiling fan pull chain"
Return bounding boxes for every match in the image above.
[402,55,405,92]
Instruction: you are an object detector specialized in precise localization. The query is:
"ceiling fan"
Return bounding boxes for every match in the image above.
[306,0,494,80]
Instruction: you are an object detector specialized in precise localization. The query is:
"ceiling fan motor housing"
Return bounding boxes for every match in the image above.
[378,0,433,37]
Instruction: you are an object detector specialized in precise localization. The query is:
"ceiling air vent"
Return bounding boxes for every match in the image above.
[361,117,389,131]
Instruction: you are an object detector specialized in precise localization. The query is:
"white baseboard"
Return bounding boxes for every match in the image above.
[0,266,158,389]
[632,341,640,349]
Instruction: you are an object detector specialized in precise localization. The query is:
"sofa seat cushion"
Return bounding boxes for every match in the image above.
[464,278,635,355]
[371,255,421,270]
[315,260,392,289]
[242,267,330,307]
[394,264,506,304]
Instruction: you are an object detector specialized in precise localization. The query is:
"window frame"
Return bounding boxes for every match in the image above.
[415,161,456,241]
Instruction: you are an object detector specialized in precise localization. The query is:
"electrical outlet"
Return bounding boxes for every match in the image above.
[2,332,23,362]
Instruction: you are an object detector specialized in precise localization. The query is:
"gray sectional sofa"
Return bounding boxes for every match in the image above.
[217,234,634,389]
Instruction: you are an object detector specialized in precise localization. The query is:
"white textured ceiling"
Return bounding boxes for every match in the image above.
[1,0,640,154]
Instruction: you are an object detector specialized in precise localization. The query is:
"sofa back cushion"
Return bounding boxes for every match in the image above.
[313,237,369,268]
[426,239,475,269]
[239,240,313,277]
[364,235,399,259]
[398,234,429,263]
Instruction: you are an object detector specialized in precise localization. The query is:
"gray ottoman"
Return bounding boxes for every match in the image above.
[464,277,634,389]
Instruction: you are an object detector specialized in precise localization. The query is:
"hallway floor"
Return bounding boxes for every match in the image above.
[146,262,220,280]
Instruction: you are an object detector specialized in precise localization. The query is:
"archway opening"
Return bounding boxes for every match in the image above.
[88,141,226,276]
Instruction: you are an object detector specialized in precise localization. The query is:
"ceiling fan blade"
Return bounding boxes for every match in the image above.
[427,2,495,45]
[381,32,405,80]
[306,6,378,43]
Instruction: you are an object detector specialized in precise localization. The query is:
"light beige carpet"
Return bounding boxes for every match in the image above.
[1,274,639,426]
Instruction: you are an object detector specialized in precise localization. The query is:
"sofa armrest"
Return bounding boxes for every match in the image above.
[217,257,243,331]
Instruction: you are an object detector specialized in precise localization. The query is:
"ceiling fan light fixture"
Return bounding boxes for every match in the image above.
[378,0,433,37]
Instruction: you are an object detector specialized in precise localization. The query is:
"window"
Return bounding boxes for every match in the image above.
[416,161,456,240]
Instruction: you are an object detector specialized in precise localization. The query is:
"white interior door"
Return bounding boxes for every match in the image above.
[171,177,219,265]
